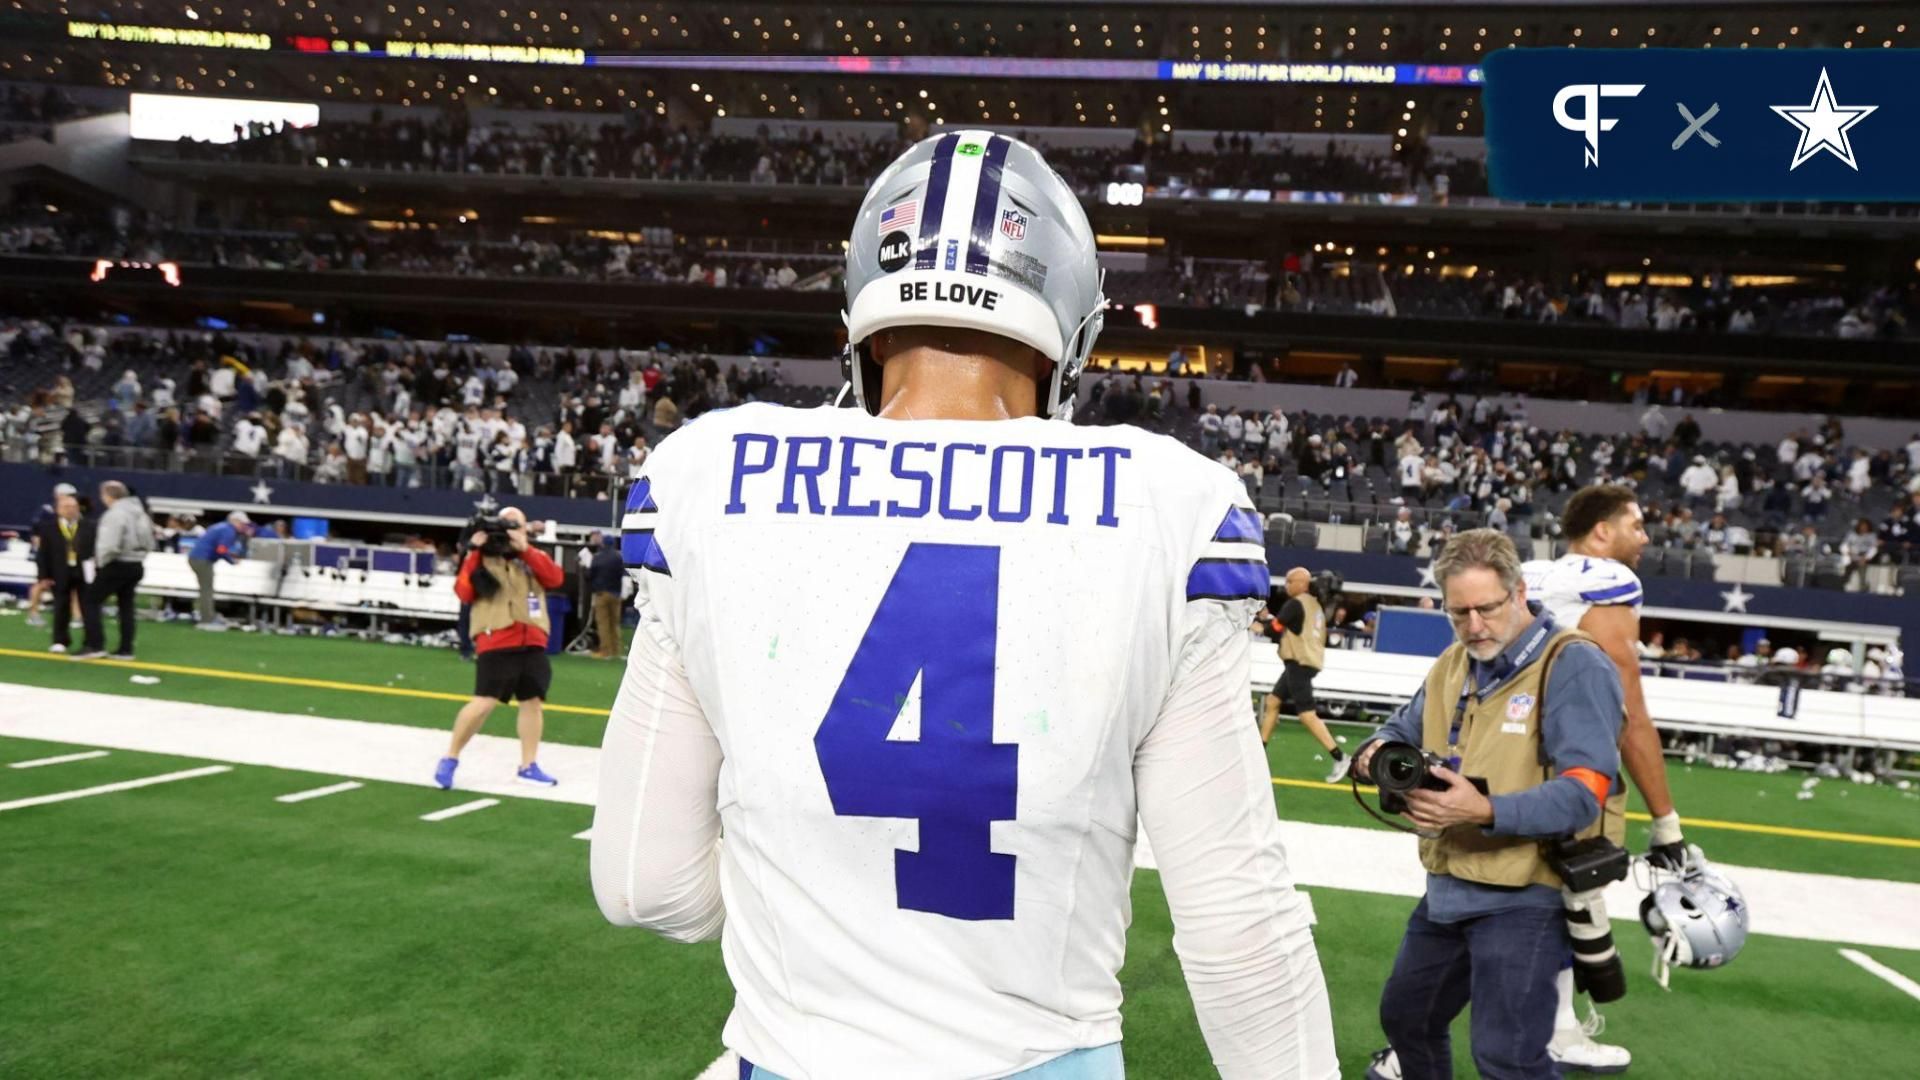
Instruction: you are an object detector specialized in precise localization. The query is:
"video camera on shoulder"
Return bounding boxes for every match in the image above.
[1367,740,1487,814]
[1310,569,1343,607]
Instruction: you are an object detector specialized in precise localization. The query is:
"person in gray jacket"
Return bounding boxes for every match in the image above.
[80,480,155,659]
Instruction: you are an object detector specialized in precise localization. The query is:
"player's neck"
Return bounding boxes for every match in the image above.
[876,349,1038,421]
[1566,539,1611,561]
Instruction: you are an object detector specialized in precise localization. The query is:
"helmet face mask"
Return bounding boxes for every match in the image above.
[842,130,1106,419]
[1639,848,1750,989]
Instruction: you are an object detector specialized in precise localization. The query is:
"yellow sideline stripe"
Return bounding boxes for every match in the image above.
[1272,776,1920,850]
[0,646,612,717]
[3,645,1915,849]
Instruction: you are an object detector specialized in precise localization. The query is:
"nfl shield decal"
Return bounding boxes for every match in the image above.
[999,208,1028,242]
[1506,694,1535,721]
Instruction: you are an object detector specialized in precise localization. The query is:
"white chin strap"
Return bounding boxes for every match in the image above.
[1650,930,1685,991]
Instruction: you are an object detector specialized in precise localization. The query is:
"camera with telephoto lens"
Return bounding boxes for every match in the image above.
[469,513,515,558]
[1548,836,1632,1003]
[464,513,515,601]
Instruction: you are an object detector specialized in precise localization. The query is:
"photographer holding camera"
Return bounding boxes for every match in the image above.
[1354,530,1625,1080]
[434,506,566,790]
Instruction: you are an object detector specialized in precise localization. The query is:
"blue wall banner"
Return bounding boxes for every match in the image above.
[1484,49,1919,202]
[0,464,617,531]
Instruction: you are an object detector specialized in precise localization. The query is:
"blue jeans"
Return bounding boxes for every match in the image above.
[741,1043,1122,1080]
[1379,897,1566,1080]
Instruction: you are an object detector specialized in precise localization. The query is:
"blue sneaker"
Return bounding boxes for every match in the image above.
[434,756,459,790]
[516,762,558,787]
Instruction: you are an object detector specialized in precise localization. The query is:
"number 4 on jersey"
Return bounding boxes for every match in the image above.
[813,543,1018,920]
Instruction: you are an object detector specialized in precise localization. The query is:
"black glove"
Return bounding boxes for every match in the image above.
[1647,811,1688,872]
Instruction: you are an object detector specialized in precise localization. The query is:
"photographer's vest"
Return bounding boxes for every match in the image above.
[1415,626,1628,890]
[468,556,550,639]
[1278,593,1327,671]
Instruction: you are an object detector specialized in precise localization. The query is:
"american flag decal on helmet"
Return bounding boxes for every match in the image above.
[879,200,918,234]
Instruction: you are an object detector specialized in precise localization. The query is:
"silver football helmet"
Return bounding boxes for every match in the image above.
[842,130,1105,419]
[1639,847,1750,989]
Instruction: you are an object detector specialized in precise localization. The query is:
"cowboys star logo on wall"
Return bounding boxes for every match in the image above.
[999,208,1028,242]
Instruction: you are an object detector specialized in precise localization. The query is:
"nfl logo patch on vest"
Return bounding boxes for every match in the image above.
[1000,208,1028,242]
[1506,694,1535,720]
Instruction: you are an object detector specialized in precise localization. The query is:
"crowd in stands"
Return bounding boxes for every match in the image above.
[1391,270,1913,341]
[177,115,907,186]
[167,113,1480,199]
[1,84,85,141]
[0,207,835,291]
[6,202,1905,341]
[1075,368,1920,587]
[0,319,829,498]
[10,311,1920,576]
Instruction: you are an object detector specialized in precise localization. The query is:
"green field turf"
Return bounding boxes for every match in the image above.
[5,613,1920,1077]
[4,615,1916,883]
[4,736,1918,1079]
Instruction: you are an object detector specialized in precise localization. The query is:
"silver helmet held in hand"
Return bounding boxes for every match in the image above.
[841,130,1105,419]
[1639,846,1750,989]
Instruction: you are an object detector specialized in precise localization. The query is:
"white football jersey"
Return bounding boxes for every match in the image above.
[598,402,1326,1079]
[1522,553,1643,630]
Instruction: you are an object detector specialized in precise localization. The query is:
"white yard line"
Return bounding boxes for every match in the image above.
[692,1051,739,1080]
[1839,948,1920,1003]
[420,798,500,822]
[574,828,593,840]
[3,684,1919,951]
[9,749,111,769]
[276,780,365,804]
[0,683,598,806]
[0,765,232,813]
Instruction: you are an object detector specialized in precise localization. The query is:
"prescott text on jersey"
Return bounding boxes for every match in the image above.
[725,432,1133,526]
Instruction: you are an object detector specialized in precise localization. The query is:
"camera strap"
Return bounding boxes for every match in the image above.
[1348,772,1430,836]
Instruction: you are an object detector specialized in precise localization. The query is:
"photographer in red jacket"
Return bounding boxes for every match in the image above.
[434,506,567,790]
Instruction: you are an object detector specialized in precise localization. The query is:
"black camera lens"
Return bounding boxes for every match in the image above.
[1373,742,1428,794]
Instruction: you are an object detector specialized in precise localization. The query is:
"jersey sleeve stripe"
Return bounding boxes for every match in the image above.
[623,477,658,514]
[1210,506,1264,545]
[621,528,671,576]
[1579,582,1641,603]
[1186,557,1269,602]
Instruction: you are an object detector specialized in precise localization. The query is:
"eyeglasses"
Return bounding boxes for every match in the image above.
[1444,591,1512,623]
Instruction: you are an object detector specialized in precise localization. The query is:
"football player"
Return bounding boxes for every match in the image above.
[1523,484,1685,1073]
[591,132,1337,1079]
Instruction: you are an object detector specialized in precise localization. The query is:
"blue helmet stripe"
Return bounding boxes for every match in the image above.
[964,135,1011,277]
[914,133,961,270]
